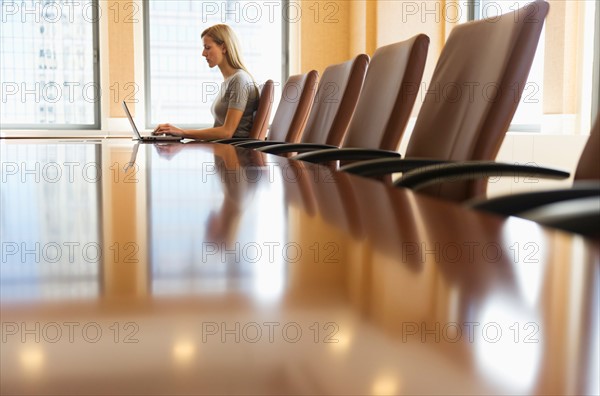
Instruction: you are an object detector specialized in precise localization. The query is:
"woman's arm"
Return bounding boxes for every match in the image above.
[153,108,244,140]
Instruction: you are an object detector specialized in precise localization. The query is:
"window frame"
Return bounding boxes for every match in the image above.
[142,0,290,130]
[593,2,599,125]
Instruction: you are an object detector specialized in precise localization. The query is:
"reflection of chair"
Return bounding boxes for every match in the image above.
[240,54,370,152]
[249,80,275,141]
[342,0,552,201]
[279,34,429,162]
[215,71,319,145]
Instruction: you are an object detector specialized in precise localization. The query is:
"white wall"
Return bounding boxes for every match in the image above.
[487,133,588,197]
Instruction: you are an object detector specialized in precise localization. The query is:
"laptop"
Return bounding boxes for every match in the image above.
[122,101,182,142]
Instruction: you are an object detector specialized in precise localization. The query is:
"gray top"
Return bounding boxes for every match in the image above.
[211,70,259,138]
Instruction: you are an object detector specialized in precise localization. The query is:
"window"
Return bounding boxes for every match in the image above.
[0,0,100,129]
[144,0,287,128]
[470,0,598,133]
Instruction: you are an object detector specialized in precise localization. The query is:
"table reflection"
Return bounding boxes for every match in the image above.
[0,141,101,302]
[1,139,598,395]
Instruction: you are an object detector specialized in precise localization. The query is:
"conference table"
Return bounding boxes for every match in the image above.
[1,138,598,395]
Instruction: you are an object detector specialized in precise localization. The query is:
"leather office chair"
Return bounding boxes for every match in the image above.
[572,117,600,181]
[278,34,429,162]
[237,54,370,152]
[215,71,319,145]
[249,80,274,140]
[342,0,553,202]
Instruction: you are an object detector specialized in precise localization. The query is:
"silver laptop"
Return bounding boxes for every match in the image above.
[122,101,182,142]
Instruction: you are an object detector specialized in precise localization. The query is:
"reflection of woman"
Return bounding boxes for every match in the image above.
[153,24,259,140]
[205,149,253,245]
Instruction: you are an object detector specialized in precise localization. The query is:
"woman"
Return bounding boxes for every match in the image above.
[153,24,259,140]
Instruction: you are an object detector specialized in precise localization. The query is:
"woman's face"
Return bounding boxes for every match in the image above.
[202,36,225,68]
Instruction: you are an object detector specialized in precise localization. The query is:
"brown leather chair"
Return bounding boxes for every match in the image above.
[245,54,370,153]
[342,0,551,201]
[573,117,600,182]
[287,34,429,161]
[216,71,319,145]
[248,80,274,140]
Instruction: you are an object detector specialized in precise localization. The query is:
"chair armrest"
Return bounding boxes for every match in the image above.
[292,148,401,164]
[257,143,339,154]
[212,137,259,144]
[234,140,287,149]
[467,182,600,216]
[340,158,448,176]
[394,161,570,189]
[518,195,600,237]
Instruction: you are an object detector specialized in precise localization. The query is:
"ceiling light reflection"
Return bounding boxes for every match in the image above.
[329,331,352,354]
[371,374,400,395]
[173,340,196,364]
[19,347,44,374]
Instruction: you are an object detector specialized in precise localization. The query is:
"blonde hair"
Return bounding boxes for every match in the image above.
[202,24,258,99]
[202,24,251,76]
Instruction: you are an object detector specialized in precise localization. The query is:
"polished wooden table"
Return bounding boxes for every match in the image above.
[1,139,598,395]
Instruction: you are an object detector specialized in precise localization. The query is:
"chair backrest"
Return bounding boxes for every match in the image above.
[341,34,430,151]
[575,117,600,181]
[248,80,274,140]
[405,0,549,201]
[300,54,370,146]
[267,71,319,143]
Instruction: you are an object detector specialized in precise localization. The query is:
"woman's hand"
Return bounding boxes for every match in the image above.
[153,123,185,137]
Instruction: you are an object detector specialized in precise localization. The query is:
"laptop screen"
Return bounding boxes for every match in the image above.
[121,101,142,139]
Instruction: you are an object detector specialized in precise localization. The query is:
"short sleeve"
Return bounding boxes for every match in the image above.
[226,73,253,112]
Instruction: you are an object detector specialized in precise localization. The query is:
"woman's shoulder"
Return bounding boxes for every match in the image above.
[229,69,254,84]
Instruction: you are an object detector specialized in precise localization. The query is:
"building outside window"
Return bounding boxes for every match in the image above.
[0,0,100,129]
